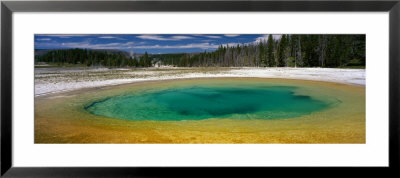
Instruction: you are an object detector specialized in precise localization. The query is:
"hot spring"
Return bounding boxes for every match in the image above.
[35,78,365,143]
[85,84,335,121]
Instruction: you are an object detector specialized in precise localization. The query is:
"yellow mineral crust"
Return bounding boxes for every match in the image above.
[34,78,365,143]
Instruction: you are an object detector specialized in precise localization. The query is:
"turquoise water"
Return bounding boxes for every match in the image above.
[85,85,330,121]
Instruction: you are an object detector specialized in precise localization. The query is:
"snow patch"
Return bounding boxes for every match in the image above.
[35,67,365,96]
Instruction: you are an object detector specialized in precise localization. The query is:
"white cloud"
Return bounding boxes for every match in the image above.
[191,35,223,39]
[136,35,194,41]
[36,38,51,41]
[132,42,244,50]
[39,34,91,39]
[254,34,282,43]
[98,36,116,39]
[272,35,282,40]
[134,42,219,50]
[136,35,165,40]
[191,35,208,37]
[224,34,240,37]
[254,35,268,43]
[204,35,222,39]
[98,36,126,40]
[171,35,194,40]
[48,41,136,49]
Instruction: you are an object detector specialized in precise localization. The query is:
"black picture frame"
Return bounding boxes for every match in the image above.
[1,0,399,177]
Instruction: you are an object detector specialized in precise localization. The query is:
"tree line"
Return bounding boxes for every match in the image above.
[159,34,365,68]
[35,49,152,67]
[35,34,365,68]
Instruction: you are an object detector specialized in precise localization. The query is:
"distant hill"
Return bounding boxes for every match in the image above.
[35,49,132,58]
[34,49,197,58]
[34,48,153,68]
[34,49,56,56]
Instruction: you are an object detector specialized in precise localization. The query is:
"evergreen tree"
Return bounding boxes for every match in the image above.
[277,34,287,67]
[258,42,266,67]
[266,34,275,67]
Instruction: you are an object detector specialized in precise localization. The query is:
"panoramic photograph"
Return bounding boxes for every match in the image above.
[34,34,365,143]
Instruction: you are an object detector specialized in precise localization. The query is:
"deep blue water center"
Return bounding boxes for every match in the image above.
[85,86,329,121]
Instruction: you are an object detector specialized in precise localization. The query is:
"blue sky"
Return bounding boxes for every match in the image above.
[34,34,282,54]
